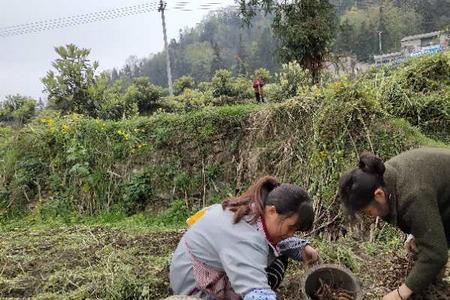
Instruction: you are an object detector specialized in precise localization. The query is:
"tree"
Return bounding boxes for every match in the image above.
[211,41,225,74]
[335,18,356,55]
[111,68,120,81]
[42,44,103,117]
[111,8,277,85]
[414,0,450,32]
[185,42,215,82]
[240,0,337,83]
[36,98,45,112]
[253,27,279,72]
[335,3,423,61]
[0,94,36,125]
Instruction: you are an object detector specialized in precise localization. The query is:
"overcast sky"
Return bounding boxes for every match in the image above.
[0,0,236,100]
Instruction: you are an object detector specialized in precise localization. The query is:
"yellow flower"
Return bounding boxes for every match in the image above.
[62,124,70,133]
[71,114,81,121]
[117,130,130,141]
[45,118,55,127]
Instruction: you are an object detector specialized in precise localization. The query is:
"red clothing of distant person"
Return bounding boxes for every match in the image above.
[253,79,265,102]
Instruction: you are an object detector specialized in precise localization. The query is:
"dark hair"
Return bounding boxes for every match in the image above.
[222,176,314,231]
[338,151,386,212]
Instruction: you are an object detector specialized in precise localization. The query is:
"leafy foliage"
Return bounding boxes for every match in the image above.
[273,0,336,82]
[240,0,336,83]
[277,61,312,99]
[211,69,235,97]
[0,94,36,125]
[42,44,104,117]
[173,75,195,96]
[2,53,450,218]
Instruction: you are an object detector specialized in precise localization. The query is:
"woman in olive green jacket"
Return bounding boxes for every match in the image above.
[339,147,450,300]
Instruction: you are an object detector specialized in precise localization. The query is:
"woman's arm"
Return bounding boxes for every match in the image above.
[220,239,274,297]
[278,237,320,265]
[384,191,448,299]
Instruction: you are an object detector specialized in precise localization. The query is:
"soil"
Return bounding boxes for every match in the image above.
[0,227,449,299]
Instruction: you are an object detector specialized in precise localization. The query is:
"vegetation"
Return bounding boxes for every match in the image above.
[2,2,450,298]
[0,94,37,126]
[105,0,450,88]
[2,53,450,220]
[240,0,336,82]
[42,44,104,117]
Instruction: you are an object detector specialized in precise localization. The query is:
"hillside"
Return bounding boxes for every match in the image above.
[1,53,450,299]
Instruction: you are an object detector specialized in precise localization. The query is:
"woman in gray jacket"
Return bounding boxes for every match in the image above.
[170,176,319,300]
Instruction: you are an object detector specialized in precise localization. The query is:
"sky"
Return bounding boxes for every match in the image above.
[0,0,236,100]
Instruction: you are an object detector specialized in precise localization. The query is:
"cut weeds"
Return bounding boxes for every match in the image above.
[0,225,448,299]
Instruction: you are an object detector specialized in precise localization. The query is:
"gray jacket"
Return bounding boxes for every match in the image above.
[169,204,307,297]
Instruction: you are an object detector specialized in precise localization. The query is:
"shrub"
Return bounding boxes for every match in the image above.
[277,61,312,98]
[174,76,195,96]
[253,68,271,83]
[211,69,235,97]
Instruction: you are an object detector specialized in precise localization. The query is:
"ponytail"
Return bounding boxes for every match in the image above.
[222,176,280,224]
[223,176,314,231]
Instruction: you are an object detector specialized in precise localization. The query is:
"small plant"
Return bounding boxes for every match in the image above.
[122,168,154,214]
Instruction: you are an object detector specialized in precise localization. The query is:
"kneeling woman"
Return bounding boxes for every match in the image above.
[339,148,450,300]
[170,176,319,299]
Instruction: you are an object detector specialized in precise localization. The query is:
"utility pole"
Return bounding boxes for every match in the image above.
[159,0,173,96]
[377,31,383,54]
[378,5,384,55]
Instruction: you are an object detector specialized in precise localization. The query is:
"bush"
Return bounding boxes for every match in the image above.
[232,76,254,100]
[254,68,271,83]
[263,83,284,102]
[129,77,166,114]
[379,53,450,140]
[172,89,214,111]
[211,69,235,97]
[0,95,37,125]
[99,82,139,120]
[277,61,312,98]
[197,81,213,93]
[174,76,195,96]
[122,168,154,214]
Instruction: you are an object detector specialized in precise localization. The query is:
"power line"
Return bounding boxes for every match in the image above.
[0,2,160,38]
[0,1,243,39]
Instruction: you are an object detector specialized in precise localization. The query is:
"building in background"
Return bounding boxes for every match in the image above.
[374,30,450,67]
[373,52,403,67]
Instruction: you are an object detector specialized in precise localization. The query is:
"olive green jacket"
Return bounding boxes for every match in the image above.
[383,147,450,291]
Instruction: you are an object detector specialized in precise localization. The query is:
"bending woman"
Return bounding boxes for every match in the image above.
[339,148,450,300]
[170,176,319,299]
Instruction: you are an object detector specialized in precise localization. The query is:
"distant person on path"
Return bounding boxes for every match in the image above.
[253,77,265,103]
[170,176,320,300]
[339,148,450,300]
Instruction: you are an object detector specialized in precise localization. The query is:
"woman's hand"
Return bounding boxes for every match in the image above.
[383,290,404,300]
[404,235,417,253]
[301,245,320,266]
[383,284,413,300]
